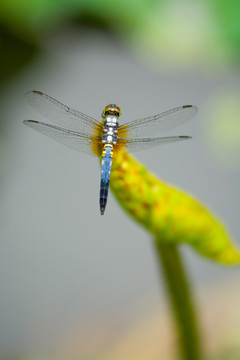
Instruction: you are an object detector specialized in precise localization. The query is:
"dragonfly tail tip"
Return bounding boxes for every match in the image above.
[100,207,105,215]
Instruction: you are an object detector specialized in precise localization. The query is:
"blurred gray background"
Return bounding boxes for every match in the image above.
[0,22,240,359]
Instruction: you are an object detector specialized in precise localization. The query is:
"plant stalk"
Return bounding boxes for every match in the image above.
[154,241,202,360]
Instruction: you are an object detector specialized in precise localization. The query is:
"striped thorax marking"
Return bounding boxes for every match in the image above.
[102,105,120,147]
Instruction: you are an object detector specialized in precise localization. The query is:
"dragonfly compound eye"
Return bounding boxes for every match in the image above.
[102,104,121,117]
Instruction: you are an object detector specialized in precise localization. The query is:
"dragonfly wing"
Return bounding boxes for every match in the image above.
[117,136,191,153]
[26,91,102,135]
[23,120,103,156]
[118,105,197,138]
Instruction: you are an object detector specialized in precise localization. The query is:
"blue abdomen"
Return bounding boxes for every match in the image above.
[99,146,113,215]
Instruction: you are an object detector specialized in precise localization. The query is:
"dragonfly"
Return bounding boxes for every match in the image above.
[24,91,197,215]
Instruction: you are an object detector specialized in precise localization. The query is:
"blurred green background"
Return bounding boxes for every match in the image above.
[0,1,240,359]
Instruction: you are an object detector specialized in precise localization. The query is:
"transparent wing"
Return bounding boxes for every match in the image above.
[26,90,102,135]
[23,120,103,156]
[117,136,191,153]
[118,105,197,138]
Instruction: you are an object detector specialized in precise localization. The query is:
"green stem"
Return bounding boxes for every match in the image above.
[154,241,202,360]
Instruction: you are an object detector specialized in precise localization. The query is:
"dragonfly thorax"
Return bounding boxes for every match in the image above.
[103,116,119,127]
[102,115,119,146]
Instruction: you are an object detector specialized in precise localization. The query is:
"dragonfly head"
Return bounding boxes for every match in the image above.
[102,104,121,118]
